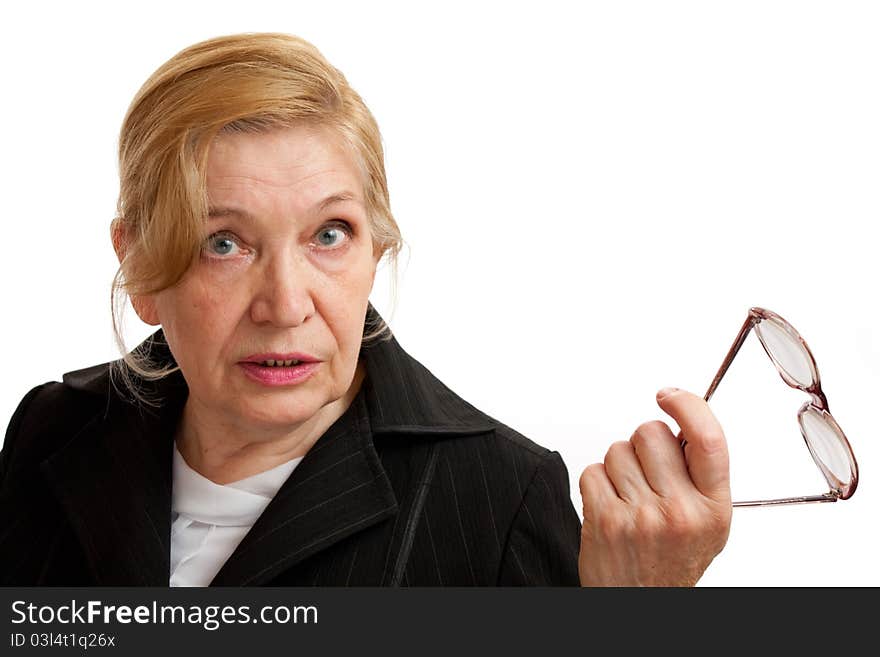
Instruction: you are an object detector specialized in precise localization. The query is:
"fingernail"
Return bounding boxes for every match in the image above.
[657,387,679,400]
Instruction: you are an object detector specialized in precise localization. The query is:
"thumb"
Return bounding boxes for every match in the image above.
[656,387,731,501]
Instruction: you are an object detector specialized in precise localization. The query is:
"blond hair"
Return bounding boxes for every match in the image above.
[110,33,401,404]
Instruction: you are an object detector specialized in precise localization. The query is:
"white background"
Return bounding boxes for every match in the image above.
[2,1,877,586]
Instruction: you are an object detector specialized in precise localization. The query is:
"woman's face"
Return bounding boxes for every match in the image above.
[147,124,378,432]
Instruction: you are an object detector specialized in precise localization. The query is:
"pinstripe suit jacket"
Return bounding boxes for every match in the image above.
[0,305,582,586]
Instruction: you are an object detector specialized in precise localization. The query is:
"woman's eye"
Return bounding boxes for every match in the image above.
[314,221,353,249]
[203,232,242,257]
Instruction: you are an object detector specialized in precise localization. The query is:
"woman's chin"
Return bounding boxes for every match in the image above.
[234,396,328,430]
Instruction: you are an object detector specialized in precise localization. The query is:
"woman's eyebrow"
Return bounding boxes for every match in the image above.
[207,191,362,220]
[207,206,253,220]
[316,191,360,211]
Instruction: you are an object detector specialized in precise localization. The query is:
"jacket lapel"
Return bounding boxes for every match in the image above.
[41,370,187,585]
[210,390,397,586]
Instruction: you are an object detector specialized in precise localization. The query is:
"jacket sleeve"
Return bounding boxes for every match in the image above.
[0,383,50,487]
[497,450,582,586]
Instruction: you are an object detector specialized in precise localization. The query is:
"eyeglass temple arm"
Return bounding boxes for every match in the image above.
[703,313,758,403]
[680,314,756,451]
[732,492,839,507]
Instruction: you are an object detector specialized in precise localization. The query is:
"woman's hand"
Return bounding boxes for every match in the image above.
[578,387,732,586]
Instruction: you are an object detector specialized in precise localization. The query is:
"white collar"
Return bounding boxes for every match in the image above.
[171,444,303,527]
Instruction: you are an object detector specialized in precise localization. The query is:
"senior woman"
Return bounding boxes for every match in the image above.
[0,33,732,586]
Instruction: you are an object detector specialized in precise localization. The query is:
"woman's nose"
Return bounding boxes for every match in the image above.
[249,254,316,327]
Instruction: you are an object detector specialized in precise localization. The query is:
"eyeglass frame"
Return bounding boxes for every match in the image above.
[701,307,859,507]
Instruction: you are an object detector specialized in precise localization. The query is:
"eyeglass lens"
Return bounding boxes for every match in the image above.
[754,317,816,389]
[754,314,857,499]
[798,405,857,499]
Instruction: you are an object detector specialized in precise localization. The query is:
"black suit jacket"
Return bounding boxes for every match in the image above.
[0,305,582,586]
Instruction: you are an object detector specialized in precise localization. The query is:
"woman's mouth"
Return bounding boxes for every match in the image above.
[238,361,320,386]
[239,353,320,386]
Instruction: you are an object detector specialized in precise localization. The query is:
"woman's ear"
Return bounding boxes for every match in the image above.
[111,220,161,326]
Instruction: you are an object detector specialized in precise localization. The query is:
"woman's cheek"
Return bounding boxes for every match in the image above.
[170,278,240,340]
[198,253,253,284]
[190,257,256,307]
[309,241,364,274]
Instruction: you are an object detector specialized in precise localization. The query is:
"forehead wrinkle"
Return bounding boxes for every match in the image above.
[208,134,359,185]
[208,190,364,221]
[207,169,321,191]
[208,164,362,195]
[208,162,363,199]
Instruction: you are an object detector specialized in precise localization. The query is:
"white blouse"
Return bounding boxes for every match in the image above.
[169,443,303,587]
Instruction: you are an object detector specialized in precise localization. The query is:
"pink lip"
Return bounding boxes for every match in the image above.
[238,352,321,387]
[238,361,321,386]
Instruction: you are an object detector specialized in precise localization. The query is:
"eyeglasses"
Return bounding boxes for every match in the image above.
[704,307,859,507]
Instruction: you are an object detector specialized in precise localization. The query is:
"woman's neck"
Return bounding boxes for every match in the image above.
[175,361,366,485]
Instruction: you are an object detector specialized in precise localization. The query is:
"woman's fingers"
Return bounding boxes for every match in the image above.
[579,462,624,521]
[593,418,707,505]
[603,440,653,503]
[629,420,693,498]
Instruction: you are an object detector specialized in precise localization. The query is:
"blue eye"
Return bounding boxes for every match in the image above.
[203,232,241,257]
[315,222,352,248]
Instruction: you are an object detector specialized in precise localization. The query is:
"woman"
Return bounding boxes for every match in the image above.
[0,33,732,586]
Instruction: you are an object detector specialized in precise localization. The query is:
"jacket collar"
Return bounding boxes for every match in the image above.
[47,303,491,585]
